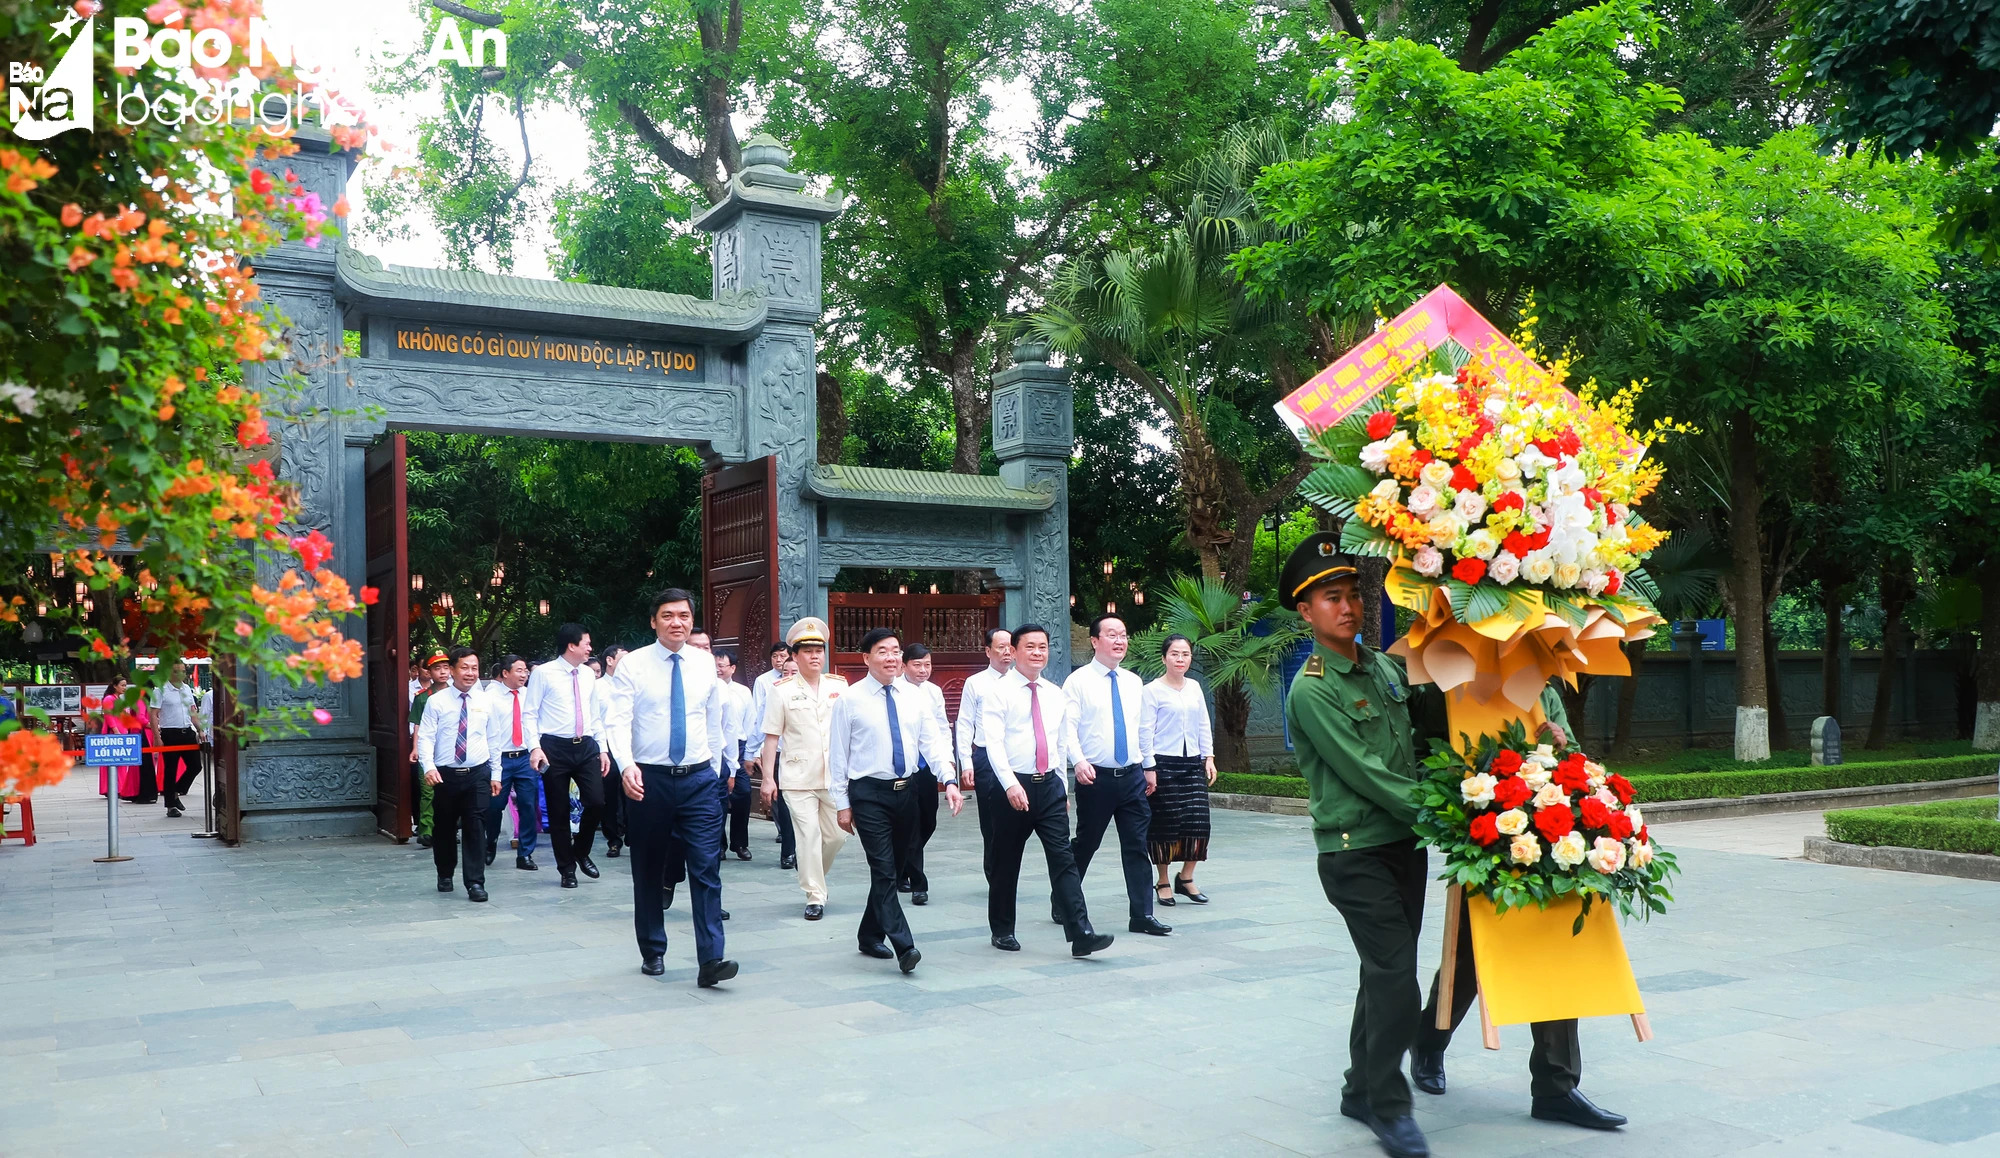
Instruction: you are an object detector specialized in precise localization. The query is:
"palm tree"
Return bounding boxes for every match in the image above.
[1130,575,1309,772]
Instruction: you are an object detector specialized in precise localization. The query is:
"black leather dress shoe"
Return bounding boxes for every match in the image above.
[779,855,797,870]
[1071,932,1115,958]
[721,909,731,921]
[897,947,921,974]
[606,840,621,858]
[561,872,578,889]
[577,855,599,879]
[1339,1095,1367,1122]
[640,954,665,977]
[1129,916,1173,936]
[898,881,914,893]
[858,941,894,959]
[1366,1112,1429,1157]
[1411,1048,1446,1095]
[417,834,433,849]
[484,844,497,867]
[516,855,538,871]
[991,934,1022,952]
[804,904,824,921]
[662,881,676,909]
[912,892,928,906]
[734,847,752,861]
[466,884,488,902]
[697,958,739,988]
[437,876,453,893]
[1531,1089,1627,1130]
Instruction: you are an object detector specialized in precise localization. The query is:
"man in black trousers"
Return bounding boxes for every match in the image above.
[975,623,1114,958]
[413,647,506,903]
[1062,614,1170,937]
[828,628,962,973]
[525,623,608,890]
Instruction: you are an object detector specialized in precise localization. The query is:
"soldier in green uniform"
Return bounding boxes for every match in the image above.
[1411,680,1627,1130]
[1280,533,1432,1158]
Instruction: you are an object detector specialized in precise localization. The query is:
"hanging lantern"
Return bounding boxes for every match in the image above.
[898,584,908,595]
[74,581,87,602]
[36,601,48,617]
[490,562,505,587]
[538,599,550,616]
[82,597,95,613]
[1134,591,1145,606]
[440,592,454,611]
[929,583,939,595]
[1102,560,1114,577]
[1069,595,1076,607]
[1106,600,1116,614]
[411,573,425,592]
[50,554,64,578]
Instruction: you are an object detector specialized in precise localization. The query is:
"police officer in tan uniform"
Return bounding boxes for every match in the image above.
[760,617,849,920]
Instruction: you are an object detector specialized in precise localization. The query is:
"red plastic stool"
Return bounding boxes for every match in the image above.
[1,794,35,846]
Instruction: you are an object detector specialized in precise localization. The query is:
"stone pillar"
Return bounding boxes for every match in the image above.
[237,127,375,838]
[694,136,842,628]
[991,338,1075,681]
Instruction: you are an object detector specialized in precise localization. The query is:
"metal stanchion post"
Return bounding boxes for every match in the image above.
[95,770,132,864]
[191,743,219,839]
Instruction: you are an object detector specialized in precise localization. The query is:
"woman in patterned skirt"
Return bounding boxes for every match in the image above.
[1143,634,1216,906]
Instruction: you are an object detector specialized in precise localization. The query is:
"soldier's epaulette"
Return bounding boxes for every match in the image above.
[826,673,849,684]
[1301,654,1325,679]
[774,675,795,686]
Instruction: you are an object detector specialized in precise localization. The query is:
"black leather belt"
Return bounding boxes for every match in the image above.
[1022,771,1059,783]
[644,762,709,777]
[542,733,593,745]
[1107,763,1142,777]
[435,765,480,774]
[502,749,528,758]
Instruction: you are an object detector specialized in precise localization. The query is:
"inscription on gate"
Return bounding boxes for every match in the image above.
[390,324,703,381]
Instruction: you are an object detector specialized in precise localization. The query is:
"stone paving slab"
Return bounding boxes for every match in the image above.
[2,767,1998,1155]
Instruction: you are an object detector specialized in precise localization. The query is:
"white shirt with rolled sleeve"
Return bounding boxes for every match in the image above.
[717,679,755,774]
[954,665,1006,769]
[743,666,785,764]
[979,669,1084,793]
[1141,676,1214,766]
[601,641,725,771]
[522,657,605,746]
[413,684,507,783]
[827,675,956,810]
[900,675,949,771]
[151,681,199,731]
[1062,659,1151,770]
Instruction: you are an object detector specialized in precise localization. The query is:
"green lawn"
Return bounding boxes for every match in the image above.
[1824,796,2000,856]
[1618,739,1974,777]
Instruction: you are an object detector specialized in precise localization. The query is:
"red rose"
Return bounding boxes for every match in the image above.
[1450,465,1478,492]
[1608,812,1635,840]
[1490,749,1523,776]
[1581,486,1603,509]
[1493,776,1532,810]
[1636,825,1649,844]
[1413,448,1433,465]
[1533,806,1574,841]
[1606,774,1634,804]
[1451,558,1487,584]
[1468,813,1501,845]
[1557,430,1581,456]
[1491,492,1525,514]
[1366,410,1396,439]
[1455,437,1482,461]
[1579,797,1613,831]
[1553,755,1590,792]
[1533,437,1560,458]
[1605,568,1623,596]
[1503,531,1533,558]
[1526,527,1552,552]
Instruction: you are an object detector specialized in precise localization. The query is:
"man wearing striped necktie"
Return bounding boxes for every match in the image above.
[413,647,507,902]
[525,624,609,889]
[482,655,542,871]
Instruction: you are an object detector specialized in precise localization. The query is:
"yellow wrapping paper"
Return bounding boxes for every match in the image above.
[1466,893,1647,1026]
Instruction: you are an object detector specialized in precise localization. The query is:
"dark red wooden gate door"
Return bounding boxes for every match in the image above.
[364,433,411,842]
[702,458,780,681]
[828,591,1002,725]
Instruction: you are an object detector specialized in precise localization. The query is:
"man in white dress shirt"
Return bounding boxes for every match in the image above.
[413,647,507,902]
[482,655,542,872]
[745,641,797,869]
[524,624,609,889]
[956,628,1012,846]
[602,589,737,986]
[715,649,758,861]
[151,661,204,818]
[1064,615,1171,937]
[828,628,961,972]
[896,642,951,904]
[977,623,1116,958]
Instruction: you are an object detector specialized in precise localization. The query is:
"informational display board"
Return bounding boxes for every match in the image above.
[23,685,82,716]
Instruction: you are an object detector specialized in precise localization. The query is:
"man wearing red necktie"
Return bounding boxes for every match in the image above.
[483,655,543,871]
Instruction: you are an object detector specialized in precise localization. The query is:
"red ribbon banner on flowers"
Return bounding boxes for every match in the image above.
[1274,284,1565,436]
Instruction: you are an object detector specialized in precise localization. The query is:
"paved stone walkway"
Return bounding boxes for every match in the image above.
[3,768,1998,1157]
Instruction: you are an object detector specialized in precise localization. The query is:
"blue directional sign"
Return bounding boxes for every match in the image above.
[83,733,142,767]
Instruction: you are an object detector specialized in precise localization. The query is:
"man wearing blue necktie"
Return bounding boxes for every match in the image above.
[1063,615,1171,936]
[827,628,961,973]
[601,589,737,987]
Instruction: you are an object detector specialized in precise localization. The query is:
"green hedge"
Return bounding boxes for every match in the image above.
[1825,797,2000,855]
[1627,754,1994,802]
[1213,755,1995,803]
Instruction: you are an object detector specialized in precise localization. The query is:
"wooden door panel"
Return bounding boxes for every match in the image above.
[364,433,410,842]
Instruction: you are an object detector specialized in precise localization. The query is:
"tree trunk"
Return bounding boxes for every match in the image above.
[945,337,985,476]
[1867,565,1908,750]
[1213,680,1252,773]
[1822,580,1845,720]
[1178,422,1229,581]
[1357,556,1390,649]
[1976,560,2000,751]
[816,371,846,466]
[1763,616,1789,749]
[1612,638,1645,758]
[1726,411,1770,760]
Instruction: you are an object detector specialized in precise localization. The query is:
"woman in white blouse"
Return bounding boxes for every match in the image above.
[1142,634,1216,905]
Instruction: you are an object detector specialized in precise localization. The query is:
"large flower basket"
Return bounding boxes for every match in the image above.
[1283,285,1680,1042]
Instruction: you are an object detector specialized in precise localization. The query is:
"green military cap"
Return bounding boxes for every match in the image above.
[1279,532,1360,605]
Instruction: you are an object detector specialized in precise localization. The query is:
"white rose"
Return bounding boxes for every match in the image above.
[1420,460,1453,489]
[1551,831,1588,867]
[1555,561,1583,589]
[1427,512,1464,546]
[1587,836,1627,874]
[1370,479,1401,503]
[1412,546,1444,577]
[1629,840,1655,869]
[1495,808,1529,836]
[1520,764,1553,791]
[1464,529,1500,560]
[1520,551,1556,585]
[1582,568,1609,596]
[1509,834,1543,865]
[1407,485,1441,518]
[1460,773,1499,806]
[1360,439,1392,473]
[1494,457,1522,482]
[1625,806,1643,832]
[1484,395,1507,418]
[1532,781,1568,810]
[1488,551,1521,585]
[1532,744,1557,763]
[1593,787,1618,809]
[1453,489,1488,523]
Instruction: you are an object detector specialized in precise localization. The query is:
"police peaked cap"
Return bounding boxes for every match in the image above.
[1279,533,1360,603]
